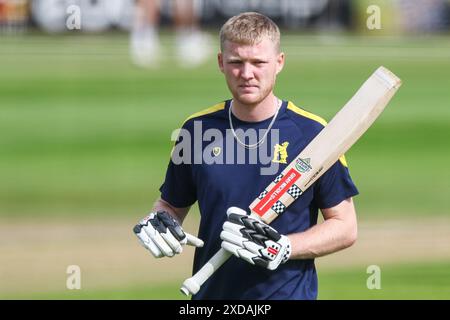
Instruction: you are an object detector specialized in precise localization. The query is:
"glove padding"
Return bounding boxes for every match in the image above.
[133,211,203,258]
[220,208,291,270]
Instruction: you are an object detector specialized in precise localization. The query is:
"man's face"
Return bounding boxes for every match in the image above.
[218,37,285,106]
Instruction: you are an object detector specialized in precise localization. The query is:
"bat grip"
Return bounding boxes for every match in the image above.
[180,248,232,296]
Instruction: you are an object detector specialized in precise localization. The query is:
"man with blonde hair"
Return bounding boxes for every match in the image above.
[134,12,358,300]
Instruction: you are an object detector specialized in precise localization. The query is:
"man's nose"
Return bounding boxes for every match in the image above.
[240,63,254,80]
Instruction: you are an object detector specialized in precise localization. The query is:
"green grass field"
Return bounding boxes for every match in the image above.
[2,33,450,219]
[5,261,450,300]
[1,32,449,299]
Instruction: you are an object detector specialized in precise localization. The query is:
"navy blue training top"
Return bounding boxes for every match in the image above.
[160,100,359,300]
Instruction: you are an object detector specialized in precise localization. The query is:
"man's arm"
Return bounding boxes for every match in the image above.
[218,198,356,270]
[152,197,191,225]
[287,197,357,260]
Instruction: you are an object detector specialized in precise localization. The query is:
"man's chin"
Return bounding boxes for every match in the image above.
[234,94,262,106]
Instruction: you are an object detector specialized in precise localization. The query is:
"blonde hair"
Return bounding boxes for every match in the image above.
[220,12,281,52]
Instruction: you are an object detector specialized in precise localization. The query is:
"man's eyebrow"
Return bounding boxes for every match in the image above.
[251,58,269,62]
[226,56,268,62]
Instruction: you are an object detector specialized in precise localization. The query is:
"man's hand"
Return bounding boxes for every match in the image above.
[220,207,291,270]
[133,211,204,258]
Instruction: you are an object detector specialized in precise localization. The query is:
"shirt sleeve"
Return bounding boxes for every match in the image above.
[159,122,197,208]
[313,159,359,209]
[159,161,197,208]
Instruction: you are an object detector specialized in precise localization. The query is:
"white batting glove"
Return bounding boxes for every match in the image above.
[220,207,291,270]
[133,211,204,258]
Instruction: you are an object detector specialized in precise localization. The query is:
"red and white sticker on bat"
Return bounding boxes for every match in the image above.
[252,168,301,217]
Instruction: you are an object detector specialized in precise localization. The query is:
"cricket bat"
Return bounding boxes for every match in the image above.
[180,66,402,296]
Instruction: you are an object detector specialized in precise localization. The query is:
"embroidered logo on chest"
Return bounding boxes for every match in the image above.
[272,142,289,164]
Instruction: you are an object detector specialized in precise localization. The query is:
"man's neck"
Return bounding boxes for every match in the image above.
[231,95,280,122]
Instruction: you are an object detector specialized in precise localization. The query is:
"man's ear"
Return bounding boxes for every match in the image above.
[276,52,285,75]
[218,52,224,73]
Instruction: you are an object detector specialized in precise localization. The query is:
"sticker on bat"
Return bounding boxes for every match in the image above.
[295,158,312,173]
[252,168,300,216]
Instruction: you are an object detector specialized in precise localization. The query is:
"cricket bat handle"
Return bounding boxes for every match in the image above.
[180,248,232,296]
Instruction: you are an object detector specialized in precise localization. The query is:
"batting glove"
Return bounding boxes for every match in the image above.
[220,207,291,270]
[133,211,204,258]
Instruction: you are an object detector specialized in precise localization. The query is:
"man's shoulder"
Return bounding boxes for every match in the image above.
[285,101,328,131]
[181,101,227,128]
